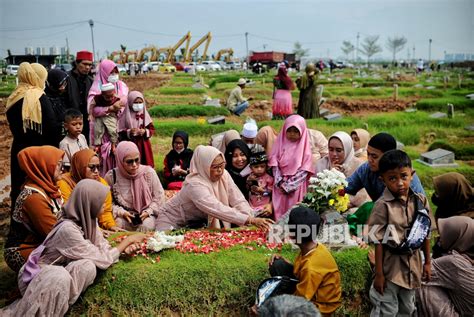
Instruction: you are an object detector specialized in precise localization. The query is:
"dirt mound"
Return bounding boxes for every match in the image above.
[325,97,417,114]
[124,74,171,94]
[248,100,273,121]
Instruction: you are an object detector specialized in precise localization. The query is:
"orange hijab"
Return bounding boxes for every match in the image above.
[17,146,64,199]
[61,149,97,189]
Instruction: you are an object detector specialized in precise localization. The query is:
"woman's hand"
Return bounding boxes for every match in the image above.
[116,233,147,254]
[268,254,290,267]
[110,226,127,232]
[247,216,274,231]
[260,204,273,217]
[140,211,150,221]
[123,211,133,223]
[422,263,432,282]
[130,128,139,136]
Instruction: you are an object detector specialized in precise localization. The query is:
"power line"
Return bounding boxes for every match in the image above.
[3,24,83,41]
[0,20,88,32]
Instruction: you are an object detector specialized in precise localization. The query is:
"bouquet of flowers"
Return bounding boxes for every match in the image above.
[146,231,184,252]
[301,168,350,213]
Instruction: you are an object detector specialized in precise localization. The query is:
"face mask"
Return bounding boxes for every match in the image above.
[175,149,184,154]
[132,103,144,112]
[247,143,255,150]
[108,74,119,83]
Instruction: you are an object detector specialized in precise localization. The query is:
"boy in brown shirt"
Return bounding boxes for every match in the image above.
[268,206,342,316]
[368,150,432,316]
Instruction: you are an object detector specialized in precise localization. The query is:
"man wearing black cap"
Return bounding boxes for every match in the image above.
[65,50,94,143]
[345,132,425,201]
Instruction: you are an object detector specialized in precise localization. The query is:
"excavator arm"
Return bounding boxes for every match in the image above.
[215,48,234,62]
[167,31,191,63]
[186,32,212,62]
[137,46,158,62]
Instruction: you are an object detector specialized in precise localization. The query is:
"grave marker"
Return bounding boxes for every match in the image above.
[417,148,458,168]
[430,112,447,119]
[324,113,342,121]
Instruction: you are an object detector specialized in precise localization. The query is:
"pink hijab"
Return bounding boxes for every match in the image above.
[268,115,314,176]
[87,59,129,106]
[118,91,153,131]
[116,141,153,213]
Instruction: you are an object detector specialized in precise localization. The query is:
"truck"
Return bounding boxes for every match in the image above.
[249,51,300,72]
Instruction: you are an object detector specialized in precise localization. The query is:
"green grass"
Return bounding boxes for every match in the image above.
[69,244,370,316]
[415,97,474,111]
[153,119,241,137]
[148,105,230,118]
[159,87,207,95]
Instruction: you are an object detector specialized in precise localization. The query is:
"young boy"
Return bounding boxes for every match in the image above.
[89,82,121,152]
[346,132,425,202]
[368,150,432,316]
[59,108,88,171]
[268,206,342,315]
[247,150,273,217]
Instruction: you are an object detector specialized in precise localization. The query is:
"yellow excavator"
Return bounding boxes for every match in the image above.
[215,48,234,62]
[137,46,158,62]
[166,31,191,63]
[109,50,127,64]
[125,50,139,62]
[185,32,212,62]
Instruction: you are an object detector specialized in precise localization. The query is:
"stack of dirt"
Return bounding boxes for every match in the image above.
[248,100,273,121]
[0,99,12,239]
[325,97,417,115]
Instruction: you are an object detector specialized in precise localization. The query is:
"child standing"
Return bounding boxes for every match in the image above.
[118,91,155,167]
[90,82,121,152]
[267,206,342,315]
[268,115,314,221]
[368,150,432,316]
[59,108,88,171]
[247,150,273,217]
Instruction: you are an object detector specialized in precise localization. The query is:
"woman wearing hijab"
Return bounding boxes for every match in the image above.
[57,149,122,232]
[296,63,320,119]
[0,180,146,317]
[3,146,64,272]
[350,129,370,161]
[45,68,70,145]
[87,59,129,175]
[416,216,474,316]
[118,91,155,167]
[210,129,241,153]
[104,141,165,231]
[268,115,314,221]
[6,62,59,206]
[272,63,295,119]
[255,126,278,156]
[225,139,252,200]
[432,172,474,220]
[315,131,363,177]
[156,145,273,231]
[163,131,194,190]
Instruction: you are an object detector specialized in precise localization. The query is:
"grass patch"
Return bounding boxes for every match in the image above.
[148,105,230,118]
[415,97,474,111]
[69,244,370,316]
[159,87,207,95]
[153,119,241,137]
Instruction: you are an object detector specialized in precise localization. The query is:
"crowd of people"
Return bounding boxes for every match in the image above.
[1,50,473,316]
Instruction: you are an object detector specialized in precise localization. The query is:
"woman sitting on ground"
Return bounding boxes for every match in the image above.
[416,216,474,316]
[225,139,252,200]
[57,149,123,232]
[4,146,64,273]
[104,141,165,231]
[163,131,194,190]
[432,172,474,220]
[0,180,146,316]
[156,145,274,231]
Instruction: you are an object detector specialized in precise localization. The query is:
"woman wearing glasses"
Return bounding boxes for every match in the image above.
[4,146,64,273]
[57,149,122,233]
[156,145,273,231]
[104,141,165,231]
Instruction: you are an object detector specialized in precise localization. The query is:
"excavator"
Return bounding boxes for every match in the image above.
[215,48,234,62]
[125,50,138,63]
[185,32,212,63]
[166,31,191,63]
[137,46,158,62]
[109,50,127,64]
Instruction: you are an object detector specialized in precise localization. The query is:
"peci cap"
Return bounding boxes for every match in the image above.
[76,50,93,62]
[241,122,258,138]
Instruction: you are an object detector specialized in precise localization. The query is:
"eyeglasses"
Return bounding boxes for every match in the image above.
[88,164,100,172]
[210,162,226,170]
[124,158,140,165]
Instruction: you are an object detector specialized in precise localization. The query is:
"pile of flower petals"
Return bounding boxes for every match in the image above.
[175,229,282,254]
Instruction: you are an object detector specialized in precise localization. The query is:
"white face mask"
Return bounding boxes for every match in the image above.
[132,103,144,112]
[175,149,184,154]
[108,74,119,83]
[247,143,255,150]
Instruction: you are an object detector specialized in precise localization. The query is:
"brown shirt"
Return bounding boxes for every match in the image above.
[368,188,433,289]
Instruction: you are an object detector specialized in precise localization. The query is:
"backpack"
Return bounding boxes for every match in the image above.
[389,195,431,254]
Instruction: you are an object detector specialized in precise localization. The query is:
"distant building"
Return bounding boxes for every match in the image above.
[5,51,58,68]
[444,53,474,61]
[25,47,34,55]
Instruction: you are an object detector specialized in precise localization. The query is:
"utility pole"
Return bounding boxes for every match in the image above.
[66,37,70,64]
[245,32,249,64]
[413,45,416,61]
[263,44,267,51]
[89,19,96,61]
[428,38,432,61]
[355,32,360,62]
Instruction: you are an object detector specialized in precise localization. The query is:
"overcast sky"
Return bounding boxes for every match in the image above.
[1,0,473,61]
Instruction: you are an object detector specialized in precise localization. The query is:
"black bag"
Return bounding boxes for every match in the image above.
[389,195,431,254]
[255,276,299,307]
